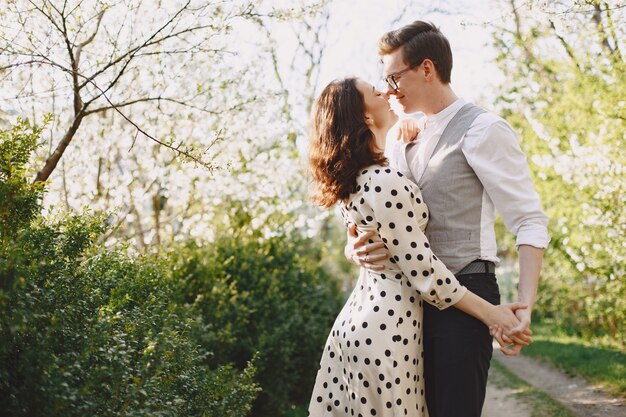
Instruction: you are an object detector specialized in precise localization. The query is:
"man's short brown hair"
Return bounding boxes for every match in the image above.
[378,21,453,84]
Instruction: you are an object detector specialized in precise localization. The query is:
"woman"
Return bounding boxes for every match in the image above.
[307,78,525,417]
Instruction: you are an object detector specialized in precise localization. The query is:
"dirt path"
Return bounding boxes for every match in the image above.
[482,376,531,417]
[492,349,625,417]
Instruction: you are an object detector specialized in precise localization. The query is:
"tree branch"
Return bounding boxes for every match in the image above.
[508,0,555,78]
[31,61,218,183]
[82,96,258,117]
[98,156,177,245]
[79,78,217,170]
[10,1,239,182]
[34,110,85,182]
[601,1,623,62]
[591,1,615,55]
[254,18,290,122]
[78,0,194,90]
[548,19,582,72]
[74,8,105,67]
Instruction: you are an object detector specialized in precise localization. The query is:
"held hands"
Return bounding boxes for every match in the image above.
[345,219,534,356]
[345,225,388,271]
[488,304,533,356]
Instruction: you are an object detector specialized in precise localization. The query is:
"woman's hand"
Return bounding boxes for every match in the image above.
[397,118,420,143]
[486,303,528,334]
[344,225,388,270]
[487,303,533,355]
[453,291,531,356]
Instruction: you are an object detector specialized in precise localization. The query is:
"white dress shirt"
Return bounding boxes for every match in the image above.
[389,98,550,264]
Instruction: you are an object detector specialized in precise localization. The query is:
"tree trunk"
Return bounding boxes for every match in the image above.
[34,112,84,183]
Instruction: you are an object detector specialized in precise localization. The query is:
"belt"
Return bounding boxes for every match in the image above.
[457,260,495,276]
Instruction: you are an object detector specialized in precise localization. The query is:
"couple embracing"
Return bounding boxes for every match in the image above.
[306,21,549,417]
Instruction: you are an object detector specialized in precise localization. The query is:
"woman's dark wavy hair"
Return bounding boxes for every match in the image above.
[309,78,387,208]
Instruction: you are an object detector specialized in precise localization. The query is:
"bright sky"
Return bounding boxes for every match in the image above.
[317,0,507,110]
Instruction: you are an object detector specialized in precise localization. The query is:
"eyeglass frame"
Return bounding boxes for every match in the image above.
[382,60,423,91]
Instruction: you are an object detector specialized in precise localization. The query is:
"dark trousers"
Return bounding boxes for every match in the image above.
[423,272,501,417]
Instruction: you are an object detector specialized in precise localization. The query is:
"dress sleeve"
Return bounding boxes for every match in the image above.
[364,171,468,310]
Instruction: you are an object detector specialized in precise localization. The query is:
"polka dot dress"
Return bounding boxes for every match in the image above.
[307,164,468,417]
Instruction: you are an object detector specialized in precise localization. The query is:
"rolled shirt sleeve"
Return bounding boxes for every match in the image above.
[463,115,550,249]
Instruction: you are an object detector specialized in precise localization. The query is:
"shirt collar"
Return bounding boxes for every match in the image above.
[424,98,466,128]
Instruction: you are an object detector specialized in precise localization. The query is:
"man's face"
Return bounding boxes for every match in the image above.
[381,48,426,114]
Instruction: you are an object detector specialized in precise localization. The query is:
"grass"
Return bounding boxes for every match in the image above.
[489,360,575,417]
[522,324,626,397]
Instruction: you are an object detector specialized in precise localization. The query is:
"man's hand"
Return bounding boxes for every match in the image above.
[512,304,532,335]
[500,244,542,355]
[489,306,533,356]
[397,118,420,143]
[490,326,528,356]
[345,225,388,270]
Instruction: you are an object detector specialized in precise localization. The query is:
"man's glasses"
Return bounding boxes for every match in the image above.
[382,61,422,91]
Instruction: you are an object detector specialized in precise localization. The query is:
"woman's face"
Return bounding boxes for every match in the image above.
[356,79,398,149]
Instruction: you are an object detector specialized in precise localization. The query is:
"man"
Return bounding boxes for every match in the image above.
[346,21,549,417]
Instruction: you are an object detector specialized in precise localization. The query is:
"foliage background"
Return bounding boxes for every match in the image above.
[0,120,342,416]
[0,0,624,416]
[490,0,625,345]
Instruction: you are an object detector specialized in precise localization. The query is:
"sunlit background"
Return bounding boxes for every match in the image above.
[2,0,509,249]
[1,1,624,416]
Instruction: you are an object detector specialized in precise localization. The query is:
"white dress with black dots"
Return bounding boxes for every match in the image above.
[307,165,468,417]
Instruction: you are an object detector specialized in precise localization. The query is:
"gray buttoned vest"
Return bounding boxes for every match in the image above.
[405,103,487,274]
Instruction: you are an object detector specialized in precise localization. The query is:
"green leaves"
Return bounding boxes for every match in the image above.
[0,120,262,416]
[492,0,626,345]
[0,118,342,416]
[0,118,46,240]
[169,235,343,417]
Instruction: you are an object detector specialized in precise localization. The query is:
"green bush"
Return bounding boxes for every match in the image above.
[170,235,343,417]
[0,118,44,239]
[0,119,344,416]
[0,119,260,416]
[1,244,260,416]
